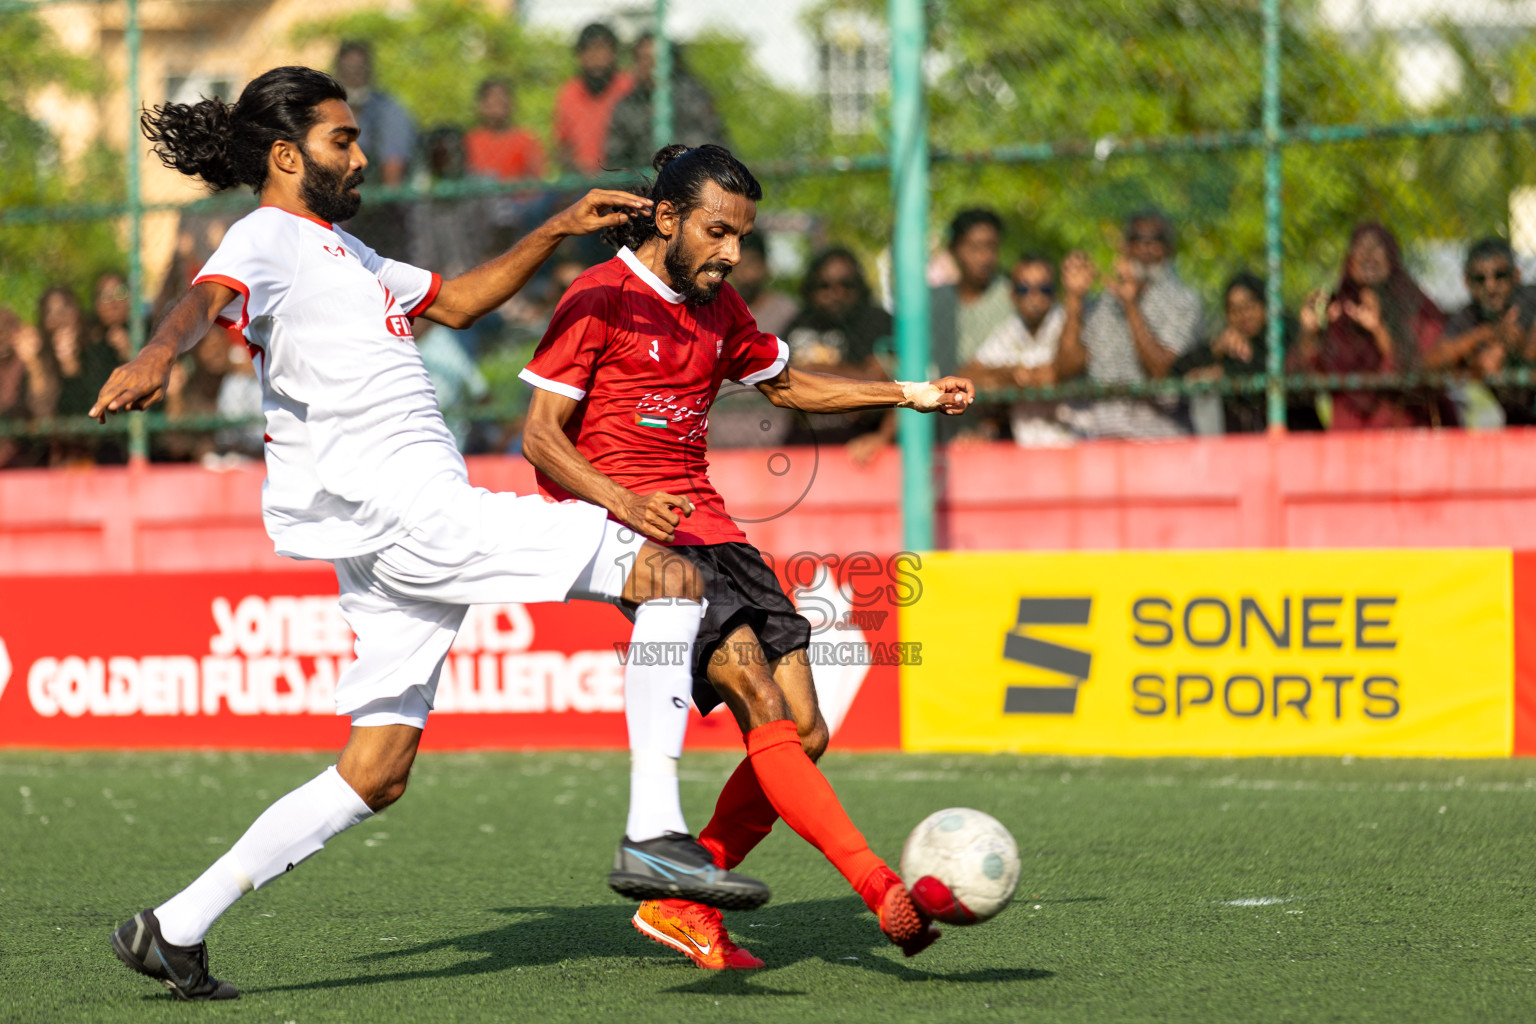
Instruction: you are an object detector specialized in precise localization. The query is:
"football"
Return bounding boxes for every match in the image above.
[899,807,1021,924]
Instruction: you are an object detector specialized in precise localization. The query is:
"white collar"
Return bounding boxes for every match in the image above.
[618,246,683,305]
[1017,303,1067,343]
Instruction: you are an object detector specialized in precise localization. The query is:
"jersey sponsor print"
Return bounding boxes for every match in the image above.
[521,247,788,547]
[192,205,450,561]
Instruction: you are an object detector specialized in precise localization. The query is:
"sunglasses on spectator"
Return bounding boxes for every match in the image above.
[1013,282,1055,297]
[1128,232,1167,244]
[814,277,859,291]
[1471,269,1512,284]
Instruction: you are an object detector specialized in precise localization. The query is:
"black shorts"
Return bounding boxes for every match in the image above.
[673,542,812,715]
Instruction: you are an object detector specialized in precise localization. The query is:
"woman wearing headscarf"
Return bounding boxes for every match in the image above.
[1174,272,1322,434]
[36,284,122,464]
[38,285,118,419]
[1290,223,1447,429]
[0,308,53,467]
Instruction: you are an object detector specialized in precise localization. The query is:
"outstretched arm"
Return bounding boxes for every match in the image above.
[521,388,696,544]
[754,365,974,415]
[88,279,237,421]
[420,189,651,329]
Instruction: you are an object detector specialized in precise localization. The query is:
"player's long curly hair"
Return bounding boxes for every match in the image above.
[139,66,347,194]
[602,144,763,250]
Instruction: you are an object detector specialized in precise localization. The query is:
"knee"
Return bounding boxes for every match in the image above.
[717,668,768,706]
[800,719,830,762]
[715,670,791,730]
[340,759,412,811]
[365,771,410,811]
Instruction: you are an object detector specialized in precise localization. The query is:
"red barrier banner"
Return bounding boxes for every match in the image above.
[0,568,900,751]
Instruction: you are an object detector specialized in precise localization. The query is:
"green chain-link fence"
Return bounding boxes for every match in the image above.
[5,0,1536,543]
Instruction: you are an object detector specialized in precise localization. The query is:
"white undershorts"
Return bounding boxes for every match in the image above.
[331,485,644,729]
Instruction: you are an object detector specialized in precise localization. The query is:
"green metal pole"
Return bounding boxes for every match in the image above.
[652,0,673,153]
[125,0,148,463]
[1261,0,1285,434]
[889,0,933,551]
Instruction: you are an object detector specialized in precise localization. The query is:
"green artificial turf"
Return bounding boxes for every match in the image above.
[2,750,1534,1023]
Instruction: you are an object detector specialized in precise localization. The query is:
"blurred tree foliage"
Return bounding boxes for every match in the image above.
[282,0,1536,309]
[0,10,125,321]
[8,0,1536,324]
[802,0,1536,307]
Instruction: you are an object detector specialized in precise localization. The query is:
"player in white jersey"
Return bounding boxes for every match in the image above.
[91,66,766,1002]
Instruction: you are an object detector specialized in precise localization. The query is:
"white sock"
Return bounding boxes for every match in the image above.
[623,598,703,841]
[628,751,684,843]
[155,766,373,946]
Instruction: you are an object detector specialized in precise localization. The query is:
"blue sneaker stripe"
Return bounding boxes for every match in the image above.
[627,849,720,882]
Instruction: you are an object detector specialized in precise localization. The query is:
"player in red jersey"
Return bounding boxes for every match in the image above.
[519,144,975,967]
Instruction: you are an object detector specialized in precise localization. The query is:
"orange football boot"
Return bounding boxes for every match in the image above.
[878,883,941,957]
[632,899,765,970]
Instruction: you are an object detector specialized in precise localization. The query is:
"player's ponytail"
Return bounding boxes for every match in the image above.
[651,143,692,169]
[140,96,245,191]
[140,66,348,194]
[601,178,656,251]
[602,143,762,251]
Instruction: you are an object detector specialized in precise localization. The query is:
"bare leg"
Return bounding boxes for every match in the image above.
[337,723,424,810]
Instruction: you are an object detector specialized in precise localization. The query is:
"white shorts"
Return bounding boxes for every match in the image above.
[331,486,645,729]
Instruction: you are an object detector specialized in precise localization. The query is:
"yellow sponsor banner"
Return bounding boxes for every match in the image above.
[901,550,1512,756]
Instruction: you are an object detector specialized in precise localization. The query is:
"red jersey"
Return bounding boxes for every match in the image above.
[520,247,789,546]
[552,72,634,175]
[463,127,545,181]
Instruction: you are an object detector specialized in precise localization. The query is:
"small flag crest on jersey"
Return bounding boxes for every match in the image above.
[636,413,670,429]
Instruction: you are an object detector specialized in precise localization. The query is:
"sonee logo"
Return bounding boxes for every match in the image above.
[1001,598,1092,715]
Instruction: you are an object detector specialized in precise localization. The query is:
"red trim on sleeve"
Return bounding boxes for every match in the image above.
[407,272,443,318]
[193,274,252,332]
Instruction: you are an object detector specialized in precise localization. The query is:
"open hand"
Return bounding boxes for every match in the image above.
[1061,251,1095,299]
[1343,288,1384,336]
[1212,326,1253,363]
[1298,290,1326,334]
[88,344,178,422]
[1496,304,1523,349]
[617,490,694,544]
[1111,257,1144,305]
[550,189,654,238]
[11,321,44,365]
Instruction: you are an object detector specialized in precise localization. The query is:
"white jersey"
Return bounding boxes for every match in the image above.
[194,205,461,560]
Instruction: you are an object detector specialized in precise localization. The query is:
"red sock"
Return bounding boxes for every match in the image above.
[740,719,901,913]
[698,757,779,870]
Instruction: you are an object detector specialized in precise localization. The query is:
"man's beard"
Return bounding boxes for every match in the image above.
[664,237,732,308]
[581,68,614,95]
[299,149,364,223]
[1478,298,1510,322]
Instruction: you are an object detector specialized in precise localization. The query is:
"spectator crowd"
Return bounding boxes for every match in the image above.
[5,23,1536,469]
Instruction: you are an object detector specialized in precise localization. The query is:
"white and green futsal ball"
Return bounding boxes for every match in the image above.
[899,807,1021,924]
